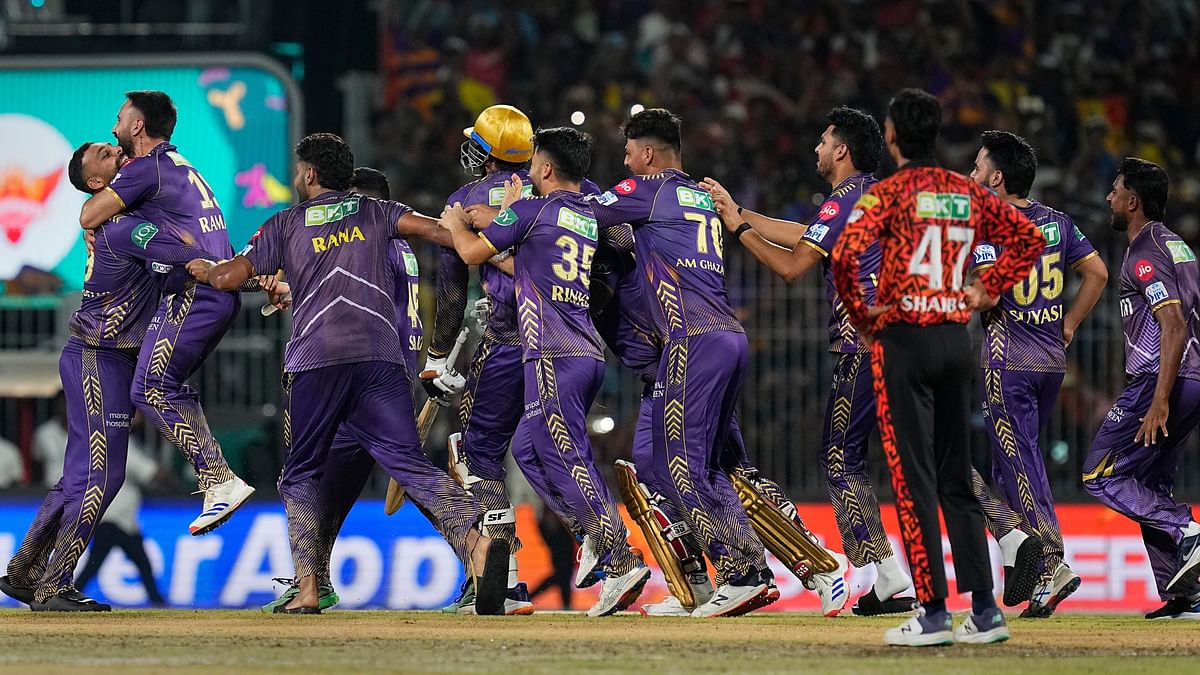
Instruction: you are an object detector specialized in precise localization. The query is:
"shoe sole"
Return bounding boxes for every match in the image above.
[852,595,918,617]
[717,587,779,617]
[587,568,651,618]
[507,604,535,616]
[473,539,511,616]
[273,606,321,614]
[1166,552,1200,595]
[885,630,954,647]
[956,628,1010,644]
[189,485,256,536]
[1022,576,1081,618]
[1004,537,1042,606]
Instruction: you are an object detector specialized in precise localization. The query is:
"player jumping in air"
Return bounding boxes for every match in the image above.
[832,89,1045,646]
[1083,157,1200,620]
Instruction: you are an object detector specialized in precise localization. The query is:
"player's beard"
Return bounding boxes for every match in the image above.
[1110,210,1129,232]
[816,153,833,182]
[114,130,135,158]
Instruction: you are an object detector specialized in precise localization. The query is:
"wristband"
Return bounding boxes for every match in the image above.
[733,222,753,241]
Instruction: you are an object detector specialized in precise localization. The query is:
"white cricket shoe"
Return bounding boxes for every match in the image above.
[575,535,602,588]
[189,476,255,536]
[586,565,650,617]
[884,607,954,647]
[690,580,769,618]
[955,607,1010,644]
[805,551,849,617]
[1022,562,1081,618]
[639,595,692,617]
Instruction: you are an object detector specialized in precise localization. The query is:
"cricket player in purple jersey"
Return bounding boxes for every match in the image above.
[587,108,776,617]
[965,131,1109,616]
[702,107,916,618]
[441,127,650,618]
[1083,158,1200,620]
[190,133,509,615]
[0,143,215,611]
[78,91,253,535]
[260,167,428,613]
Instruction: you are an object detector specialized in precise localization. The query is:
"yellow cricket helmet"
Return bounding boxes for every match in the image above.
[460,104,534,172]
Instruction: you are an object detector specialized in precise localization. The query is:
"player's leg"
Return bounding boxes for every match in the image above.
[339,360,508,616]
[813,351,913,616]
[31,343,136,611]
[2,481,67,604]
[131,289,252,534]
[968,465,1040,607]
[522,356,648,617]
[872,326,954,646]
[656,332,770,618]
[930,326,1005,644]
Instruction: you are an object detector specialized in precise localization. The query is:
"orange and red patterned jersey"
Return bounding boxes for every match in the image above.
[832,161,1045,333]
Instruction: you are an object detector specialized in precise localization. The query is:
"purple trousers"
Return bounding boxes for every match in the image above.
[1084,374,1200,599]
[8,339,136,601]
[130,284,238,490]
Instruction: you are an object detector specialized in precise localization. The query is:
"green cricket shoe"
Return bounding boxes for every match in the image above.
[261,578,341,613]
[442,578,476,613]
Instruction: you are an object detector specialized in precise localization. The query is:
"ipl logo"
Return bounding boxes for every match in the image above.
[0,114,85,279]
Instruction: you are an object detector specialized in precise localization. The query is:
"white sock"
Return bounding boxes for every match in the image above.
[998,529,1029,567]
[872,555,910,600]
[507,554,519,588]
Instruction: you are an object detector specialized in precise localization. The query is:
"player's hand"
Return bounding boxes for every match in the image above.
[963,280,999,311]
[853,305,892,346]
[471,297,491,331]
[699,177,741,228]
[419,367,466,405]
[1063,323,1078,349]
[186,258,216,283]
[466,204,500,229]
[500,175,523,211]
[83,228,96,255]
[1135,398,1170,447]
[438,202,470,232]
[266,281,291,311]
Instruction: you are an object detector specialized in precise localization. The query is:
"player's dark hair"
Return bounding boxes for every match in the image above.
[296,133,354,191]
[1116,157,1169,220]
[620,108,682,154]
[980,130,1037,198]
[68,142,98,194]
[351,166,391,200]
[887,89,941,160]
[828,106,883,173]
[533,127,592,184]
[124,90,177,141]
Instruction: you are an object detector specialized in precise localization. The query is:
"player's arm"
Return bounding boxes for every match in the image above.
[702,177,807,247]
[193,214,283,291]
[831,192,887,330]
[79,189,126,230]
[440,202,496,265]
[966,188,1045,309]
[1063,254,1109,348]
[427,248,470,359]
[737,229,824,283]
[397,211,453,248]
[1139,301,1187,446]
[189,256,255,291]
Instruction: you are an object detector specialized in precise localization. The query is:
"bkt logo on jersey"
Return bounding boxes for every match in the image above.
[488,183,533,207]
[1038,222,1061,246]
[676,186,714,211]
[305,198,360,227]
[915,191,970,220]
[556,207,597,241]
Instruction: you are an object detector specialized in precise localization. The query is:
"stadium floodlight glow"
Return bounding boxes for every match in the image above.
[591,416,616,434]
[630,104,645,116]
[570,110,586,125]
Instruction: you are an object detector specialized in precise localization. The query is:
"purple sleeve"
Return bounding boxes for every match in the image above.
[242,211,287,275]
[589,177,656,228]
[478,200,536,253]
[428,247,469,358]
[1064,218,1097,267]
[106,156,159,211]
[1133,241,1181,312]
[799,195,855,256]
[380,199,415,240]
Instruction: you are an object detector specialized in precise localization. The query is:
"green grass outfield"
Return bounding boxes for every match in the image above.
[0,610,1196,674]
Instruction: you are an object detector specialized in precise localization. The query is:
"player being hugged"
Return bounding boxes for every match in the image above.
[440,127,651,618]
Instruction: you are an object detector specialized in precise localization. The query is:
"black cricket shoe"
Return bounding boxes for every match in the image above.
[852,588,918,616]
[1003,536,1042,607]
[30,589,111,612]
[0,576,35,605]
[1145,596,1195,620]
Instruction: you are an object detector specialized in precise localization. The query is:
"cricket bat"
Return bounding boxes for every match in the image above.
[260,292,292,317]
[384,326,470,515]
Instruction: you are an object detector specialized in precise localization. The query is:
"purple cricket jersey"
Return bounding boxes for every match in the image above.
[242,191,413,372]
[478,190,605,362]
[389,238,423,362]
[798,173,880,353]
[591,226,662,381]
[70,212,211,349]
[590,169,742,340]
[972,201,1098,372]
[106,143,234,260]
[1118,221,1200,380]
